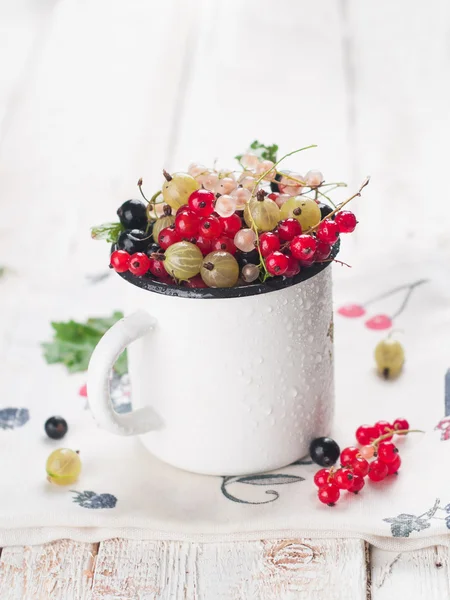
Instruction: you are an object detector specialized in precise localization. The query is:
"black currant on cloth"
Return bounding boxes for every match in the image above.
[45,416,68,440]
[309,436,340,467]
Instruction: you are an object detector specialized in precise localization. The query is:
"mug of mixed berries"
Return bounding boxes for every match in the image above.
[88,142,367,475]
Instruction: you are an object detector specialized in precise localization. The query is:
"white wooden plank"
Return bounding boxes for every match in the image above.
[371,546,450,600]
[91,538,367,600]
[0,540,98,600]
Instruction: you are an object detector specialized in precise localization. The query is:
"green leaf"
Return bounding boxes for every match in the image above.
[90,222,124,243]
[42,312,127,375]
[239,140,279,163]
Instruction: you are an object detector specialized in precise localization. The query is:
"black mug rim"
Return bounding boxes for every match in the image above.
[114,240,339,300]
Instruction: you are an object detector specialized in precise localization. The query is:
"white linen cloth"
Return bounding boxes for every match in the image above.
[0,245,449,551]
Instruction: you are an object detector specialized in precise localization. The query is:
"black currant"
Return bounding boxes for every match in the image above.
[270,172,283,193]
[235,249,260,270]
[318,203,334,220]
[117,229,152,254]
[117,199,148,230]
[145,242,161,258]
[309,437,340,467]
[45,416,68,440]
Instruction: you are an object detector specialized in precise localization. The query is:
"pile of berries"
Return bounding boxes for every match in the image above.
[311,418,415,506]
[93,143,362,289]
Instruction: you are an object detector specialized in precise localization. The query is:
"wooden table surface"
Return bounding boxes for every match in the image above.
[0,0,449,597]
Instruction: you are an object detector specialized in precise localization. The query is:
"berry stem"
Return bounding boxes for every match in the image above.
[137,178,150,203]
[307,176,371,233]
[372,428,425,446]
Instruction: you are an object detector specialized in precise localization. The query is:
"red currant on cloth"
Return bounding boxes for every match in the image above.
[175,210,200,238]
[313,468,332,488]
[340,446,360,466]
[220,213,242,237]
[377,441,399,464]
[349,475,365,494]
[158,226,181,250]
[393,418,409,433]
[334,468,354,490]
[188,189,215,217]
[199,215,223,239]
[128,252,151,276]
[290,234,317,261]
[316,219,340,244]
[355,424,378,445]
[259,232,280,257]
[351,457,369,477]
[318,483,340,506]
[334,210,357,233]
[277,218,302,241]
[212,236,236,255]
[375,420,394,440]
[266,252,289,276]
[110,250,131,273]
[387,454,402,474]
[368,459,389,482]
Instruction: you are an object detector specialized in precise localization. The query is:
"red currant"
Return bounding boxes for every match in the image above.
[349,475,365,494]
[266,251,289,276]
[377,441,399,464]
[277,218,302,242]
[393,418,409,433]
[284,255,301,277]
[259,232,280,257]
[212,235,236,255]
[334,468,354,490]
[290,234,317,261]
[188,189,215,217]
[220,213,242,238]
[351,457,369,478]
[199,215,223,239]
[368,459,389,482]
[340,446,360,466]
[375,420,393,440]
[316,219,340,244]
[299,257,316,267]
[387,454,402,474]
[318,483,340,505]
[313,468,332,488]
[128,252,150,276]
[268,192,279,202]
[190,235,212,256]
[110,250,131,273]
[148,256,166,278]
[175,210,200,238]
[314,240,331,262]
[158,226,181,250]
[184,275,208,288]
[335,210,357,233]
[355,424,379,445]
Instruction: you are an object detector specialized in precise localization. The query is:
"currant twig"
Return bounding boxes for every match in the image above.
[306,176,370,233]
[137,178,150,203]
[372,428,425,447]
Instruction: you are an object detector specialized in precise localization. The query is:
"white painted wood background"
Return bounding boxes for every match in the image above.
[0,0,449,597]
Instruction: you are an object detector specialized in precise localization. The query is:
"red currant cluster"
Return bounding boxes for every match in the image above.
[93,143,368,289]
[315,418,411,506]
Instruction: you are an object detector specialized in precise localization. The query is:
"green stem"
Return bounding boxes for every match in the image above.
[150,190,162,204]
[373,428,425,447]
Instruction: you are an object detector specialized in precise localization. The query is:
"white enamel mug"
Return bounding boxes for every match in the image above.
[87,264,335,476]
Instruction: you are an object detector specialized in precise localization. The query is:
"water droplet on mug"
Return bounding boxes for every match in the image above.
[307,334,314,343]
[265,406,273,416]
[257,356,264,364]
[266,305,273,313]
[291,387,299,398]
[315,354,322,364]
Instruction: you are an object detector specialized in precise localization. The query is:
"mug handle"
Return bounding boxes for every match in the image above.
[87,310,163,435]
